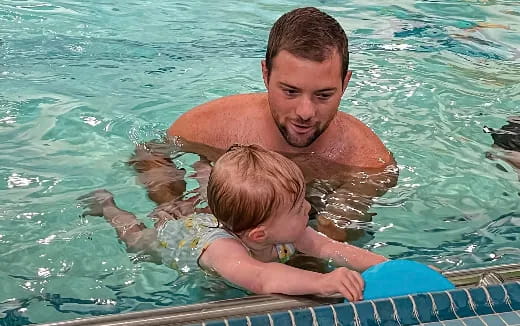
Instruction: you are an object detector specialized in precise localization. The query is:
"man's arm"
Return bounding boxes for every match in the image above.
[132,93,258,206]
[199,238,364,301]
[310,161,399,242]
[128,95,227,206]
[297,114,398,241]
[294,227,387,272]
[323,160,398,217]
[320,116,398,241]
[128,136,225,206]
[128,139,187,205]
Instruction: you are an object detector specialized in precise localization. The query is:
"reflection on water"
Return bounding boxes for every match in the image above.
[1,0,519,324]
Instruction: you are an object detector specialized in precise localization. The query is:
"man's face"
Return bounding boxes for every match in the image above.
[262,50,350,148]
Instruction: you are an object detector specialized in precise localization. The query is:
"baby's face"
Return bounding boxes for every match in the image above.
[264,194,311,243]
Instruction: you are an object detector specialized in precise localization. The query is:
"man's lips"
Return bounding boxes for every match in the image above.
[289,122,314,134]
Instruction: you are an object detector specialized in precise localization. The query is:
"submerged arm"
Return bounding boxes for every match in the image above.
[128,135,224,205]
[128,137,187,205]
[312,159,399,242]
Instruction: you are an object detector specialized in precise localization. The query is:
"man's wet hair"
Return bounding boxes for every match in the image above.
[265,7,349,81]
[485,116,520,151]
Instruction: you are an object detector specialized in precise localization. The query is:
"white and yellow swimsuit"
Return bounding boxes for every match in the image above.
[156,213,296,273]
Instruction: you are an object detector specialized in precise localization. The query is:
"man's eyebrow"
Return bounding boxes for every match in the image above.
[315,88,337,93]
[278,82,337,92]
[279,82,299,89]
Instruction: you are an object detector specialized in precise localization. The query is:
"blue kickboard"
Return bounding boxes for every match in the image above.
[354,260,455,301]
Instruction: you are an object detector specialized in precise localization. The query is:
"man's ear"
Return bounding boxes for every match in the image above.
[342,70,352,93]
[247,225,267,242]
[261,60,269,89]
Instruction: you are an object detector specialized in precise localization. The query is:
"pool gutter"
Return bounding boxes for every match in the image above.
[38,262,520,326]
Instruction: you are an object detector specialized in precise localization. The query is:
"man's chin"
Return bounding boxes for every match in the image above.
[278,125,320,148]
[285,134,316,148]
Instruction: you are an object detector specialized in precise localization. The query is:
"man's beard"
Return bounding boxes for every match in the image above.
[277,122,323,148]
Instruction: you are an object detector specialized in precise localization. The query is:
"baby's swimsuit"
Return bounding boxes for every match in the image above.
[156,213,296,274]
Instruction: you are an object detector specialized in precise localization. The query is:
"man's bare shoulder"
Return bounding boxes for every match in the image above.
[335,112,394,167]
[336,113,377,138]
[167,93,267,144]
[190,93,267,115]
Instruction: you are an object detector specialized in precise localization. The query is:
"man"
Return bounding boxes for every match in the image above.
[131,7,398,241]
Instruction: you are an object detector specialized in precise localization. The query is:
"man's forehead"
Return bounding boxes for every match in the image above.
[271,49,341,68]
[269,50,343,85]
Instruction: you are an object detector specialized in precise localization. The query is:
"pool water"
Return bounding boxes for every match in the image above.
[0,0,519,324]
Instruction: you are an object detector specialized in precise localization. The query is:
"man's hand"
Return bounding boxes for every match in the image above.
[318,267,364,302]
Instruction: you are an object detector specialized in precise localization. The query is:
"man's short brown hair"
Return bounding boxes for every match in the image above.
[265,7,349,81]
[207,144,304,233]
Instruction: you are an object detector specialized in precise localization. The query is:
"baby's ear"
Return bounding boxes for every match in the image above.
[247,226,267,242]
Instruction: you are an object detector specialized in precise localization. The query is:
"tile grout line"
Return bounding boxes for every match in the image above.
[389,297,403,326]
[267,312,274,326]
[329,304,339,326]
[445,290,462,320]
[408,294,423,325]
[481,286,508,325]
[462,288,478,315]
[499,284,514,311]
[309,307,320,326]
[288,309,296,326]
[369,300,382,325]
[349,302,362,326]
[462,288,490,326]
[428,292,441,322]
[308,307,319,326]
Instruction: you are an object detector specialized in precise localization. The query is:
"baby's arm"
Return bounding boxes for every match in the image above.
[294,227,387,272]
[199,238,364,301]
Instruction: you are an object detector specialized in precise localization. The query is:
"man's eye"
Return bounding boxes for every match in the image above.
[283,89,298,95]
[317,93,332,100]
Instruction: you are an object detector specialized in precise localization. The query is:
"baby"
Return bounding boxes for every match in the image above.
[80,144,387,301]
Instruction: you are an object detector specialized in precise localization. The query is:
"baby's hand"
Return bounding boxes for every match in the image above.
[77,189,115,217]
[319,267,364,301]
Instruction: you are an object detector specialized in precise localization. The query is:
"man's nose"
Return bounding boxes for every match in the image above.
[295,96,316,121]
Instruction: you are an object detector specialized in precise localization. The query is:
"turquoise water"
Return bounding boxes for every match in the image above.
[1,0,519,324]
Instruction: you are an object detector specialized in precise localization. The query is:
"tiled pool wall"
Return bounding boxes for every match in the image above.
[201,281,520,326]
